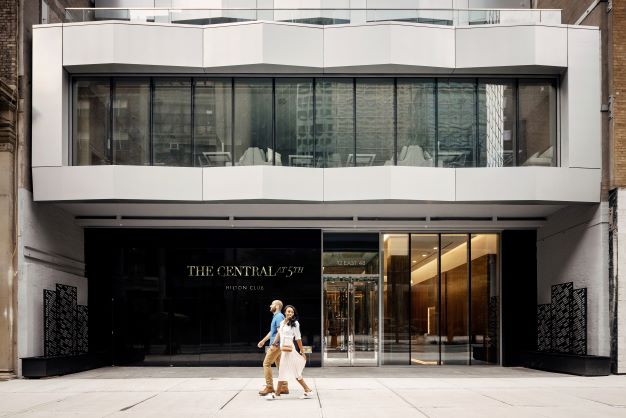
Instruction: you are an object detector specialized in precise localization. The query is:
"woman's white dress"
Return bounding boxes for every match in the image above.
[277,320,306,381]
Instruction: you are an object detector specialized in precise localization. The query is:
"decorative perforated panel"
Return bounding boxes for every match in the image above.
[537,304,551,351]
[572,288,587,355]
[551,283,573,352]
[536,282,587,355]
[43,284,88,357]
[44,289,59,357]
[76,305,89,354]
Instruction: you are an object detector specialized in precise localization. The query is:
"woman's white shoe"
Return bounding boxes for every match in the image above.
[265,393,276,400]
[300,391,314,399]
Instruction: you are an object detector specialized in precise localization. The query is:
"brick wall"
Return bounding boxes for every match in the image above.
[0,0,18,87]
[535,0,596,24]
[613,2,626,187]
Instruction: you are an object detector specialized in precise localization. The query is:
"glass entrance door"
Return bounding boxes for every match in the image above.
[323,276,378,366]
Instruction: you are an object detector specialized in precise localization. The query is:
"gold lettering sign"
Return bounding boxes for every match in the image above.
[186,265,304,278]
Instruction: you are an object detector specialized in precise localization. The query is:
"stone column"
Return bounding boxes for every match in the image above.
[0,80,17,377]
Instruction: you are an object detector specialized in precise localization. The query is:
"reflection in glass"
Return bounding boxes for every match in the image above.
[519,80,557,166]
[470,234,499,364]
[356,79,393,166]
[194,79,232,167]
[397,79,436,167]
[73,79,110,165]
[478,80,516,167]
[438,80,476,167]
[440,234,469,365]
[234,78,273,165]
[153,79,192,167]
[315,79,354,167]
[323,250,379,366]
[275,78,314,167]
[409,234,439,365]
[112,79,150,165]
[382,234,410,364]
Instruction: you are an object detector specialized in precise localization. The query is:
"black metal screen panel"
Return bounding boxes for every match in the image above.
[551,282,573,353]
[44,289,59,357]
[488,296,498,349]
[537,303,551,351]
[76,305,89,354]
[56,284,77,355]
[572,288,587,355]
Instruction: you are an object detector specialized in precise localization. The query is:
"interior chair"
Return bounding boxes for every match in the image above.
[239,147,270,166]
[522,146,553,166]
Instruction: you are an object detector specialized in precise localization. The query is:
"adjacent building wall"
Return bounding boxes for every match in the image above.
[537,204,610,357]
[0,0,90,377]
[16,189,86,376]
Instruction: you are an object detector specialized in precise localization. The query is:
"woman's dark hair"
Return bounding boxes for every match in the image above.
[284,305,298,327]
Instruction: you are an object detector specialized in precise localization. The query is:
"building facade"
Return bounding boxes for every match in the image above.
[4,0,612,374]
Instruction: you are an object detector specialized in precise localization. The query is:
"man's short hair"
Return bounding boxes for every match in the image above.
[273,300,283,310]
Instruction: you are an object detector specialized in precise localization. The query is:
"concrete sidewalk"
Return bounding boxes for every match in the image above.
[1,367,625,417]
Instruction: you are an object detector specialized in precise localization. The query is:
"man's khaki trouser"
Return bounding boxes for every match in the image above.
[263,346,281,387]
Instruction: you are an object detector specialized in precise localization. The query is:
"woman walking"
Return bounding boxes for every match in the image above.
[266,305,313,400]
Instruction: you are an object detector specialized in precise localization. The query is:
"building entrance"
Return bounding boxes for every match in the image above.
[322,233,380,366]
[323,276,378,366]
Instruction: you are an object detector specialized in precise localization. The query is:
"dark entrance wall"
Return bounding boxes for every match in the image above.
[86,229,322,367]
[501,230,537,366]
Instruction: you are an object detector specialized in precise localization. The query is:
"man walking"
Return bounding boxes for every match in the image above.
[257,299,288,396]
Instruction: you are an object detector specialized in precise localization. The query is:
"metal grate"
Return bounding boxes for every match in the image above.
[537,304,552,351]
[536,282,587,355]
[76,305,89,354]
[43,289,59,357]
[43,284,88,357]
[572,288,587,355]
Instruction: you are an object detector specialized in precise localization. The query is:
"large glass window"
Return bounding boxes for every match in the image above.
[275,78,314,167]
[410,234,439,365]
[194,79,232,167]
[112,79,150,165]
[383,233,500,365]
[470,234,499,365]
[315,79,354,168]
[438,80,477,167]
[153,79,192,167]
[73,79,110,165]
[234,78,273,166]
[382,234,410,365]
[440,234,469,365]
[72,76,558,169]
[397,79,436,167]
[518,80,557,166]
[478,80,516,167]
[356,79,394,166]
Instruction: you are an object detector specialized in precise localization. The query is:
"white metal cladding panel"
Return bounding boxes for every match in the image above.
[57,21,578,73]
[32,26,65,168]
[63,23,115,66]
[33,166,600,203]
[202,166,264,200]
[33,166,203,201]
[204,23,265,68]
[260,166,324,201]
[323,166,457,202]
[455,167,601,202]
[566,27,602,169]
[202,166,324,201]
[389,24,455,70]
[261,23,324,69]
[455,25,567,69]
[64,22,203,68]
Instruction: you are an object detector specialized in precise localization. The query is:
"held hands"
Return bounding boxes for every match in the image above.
[257,341,264,348]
